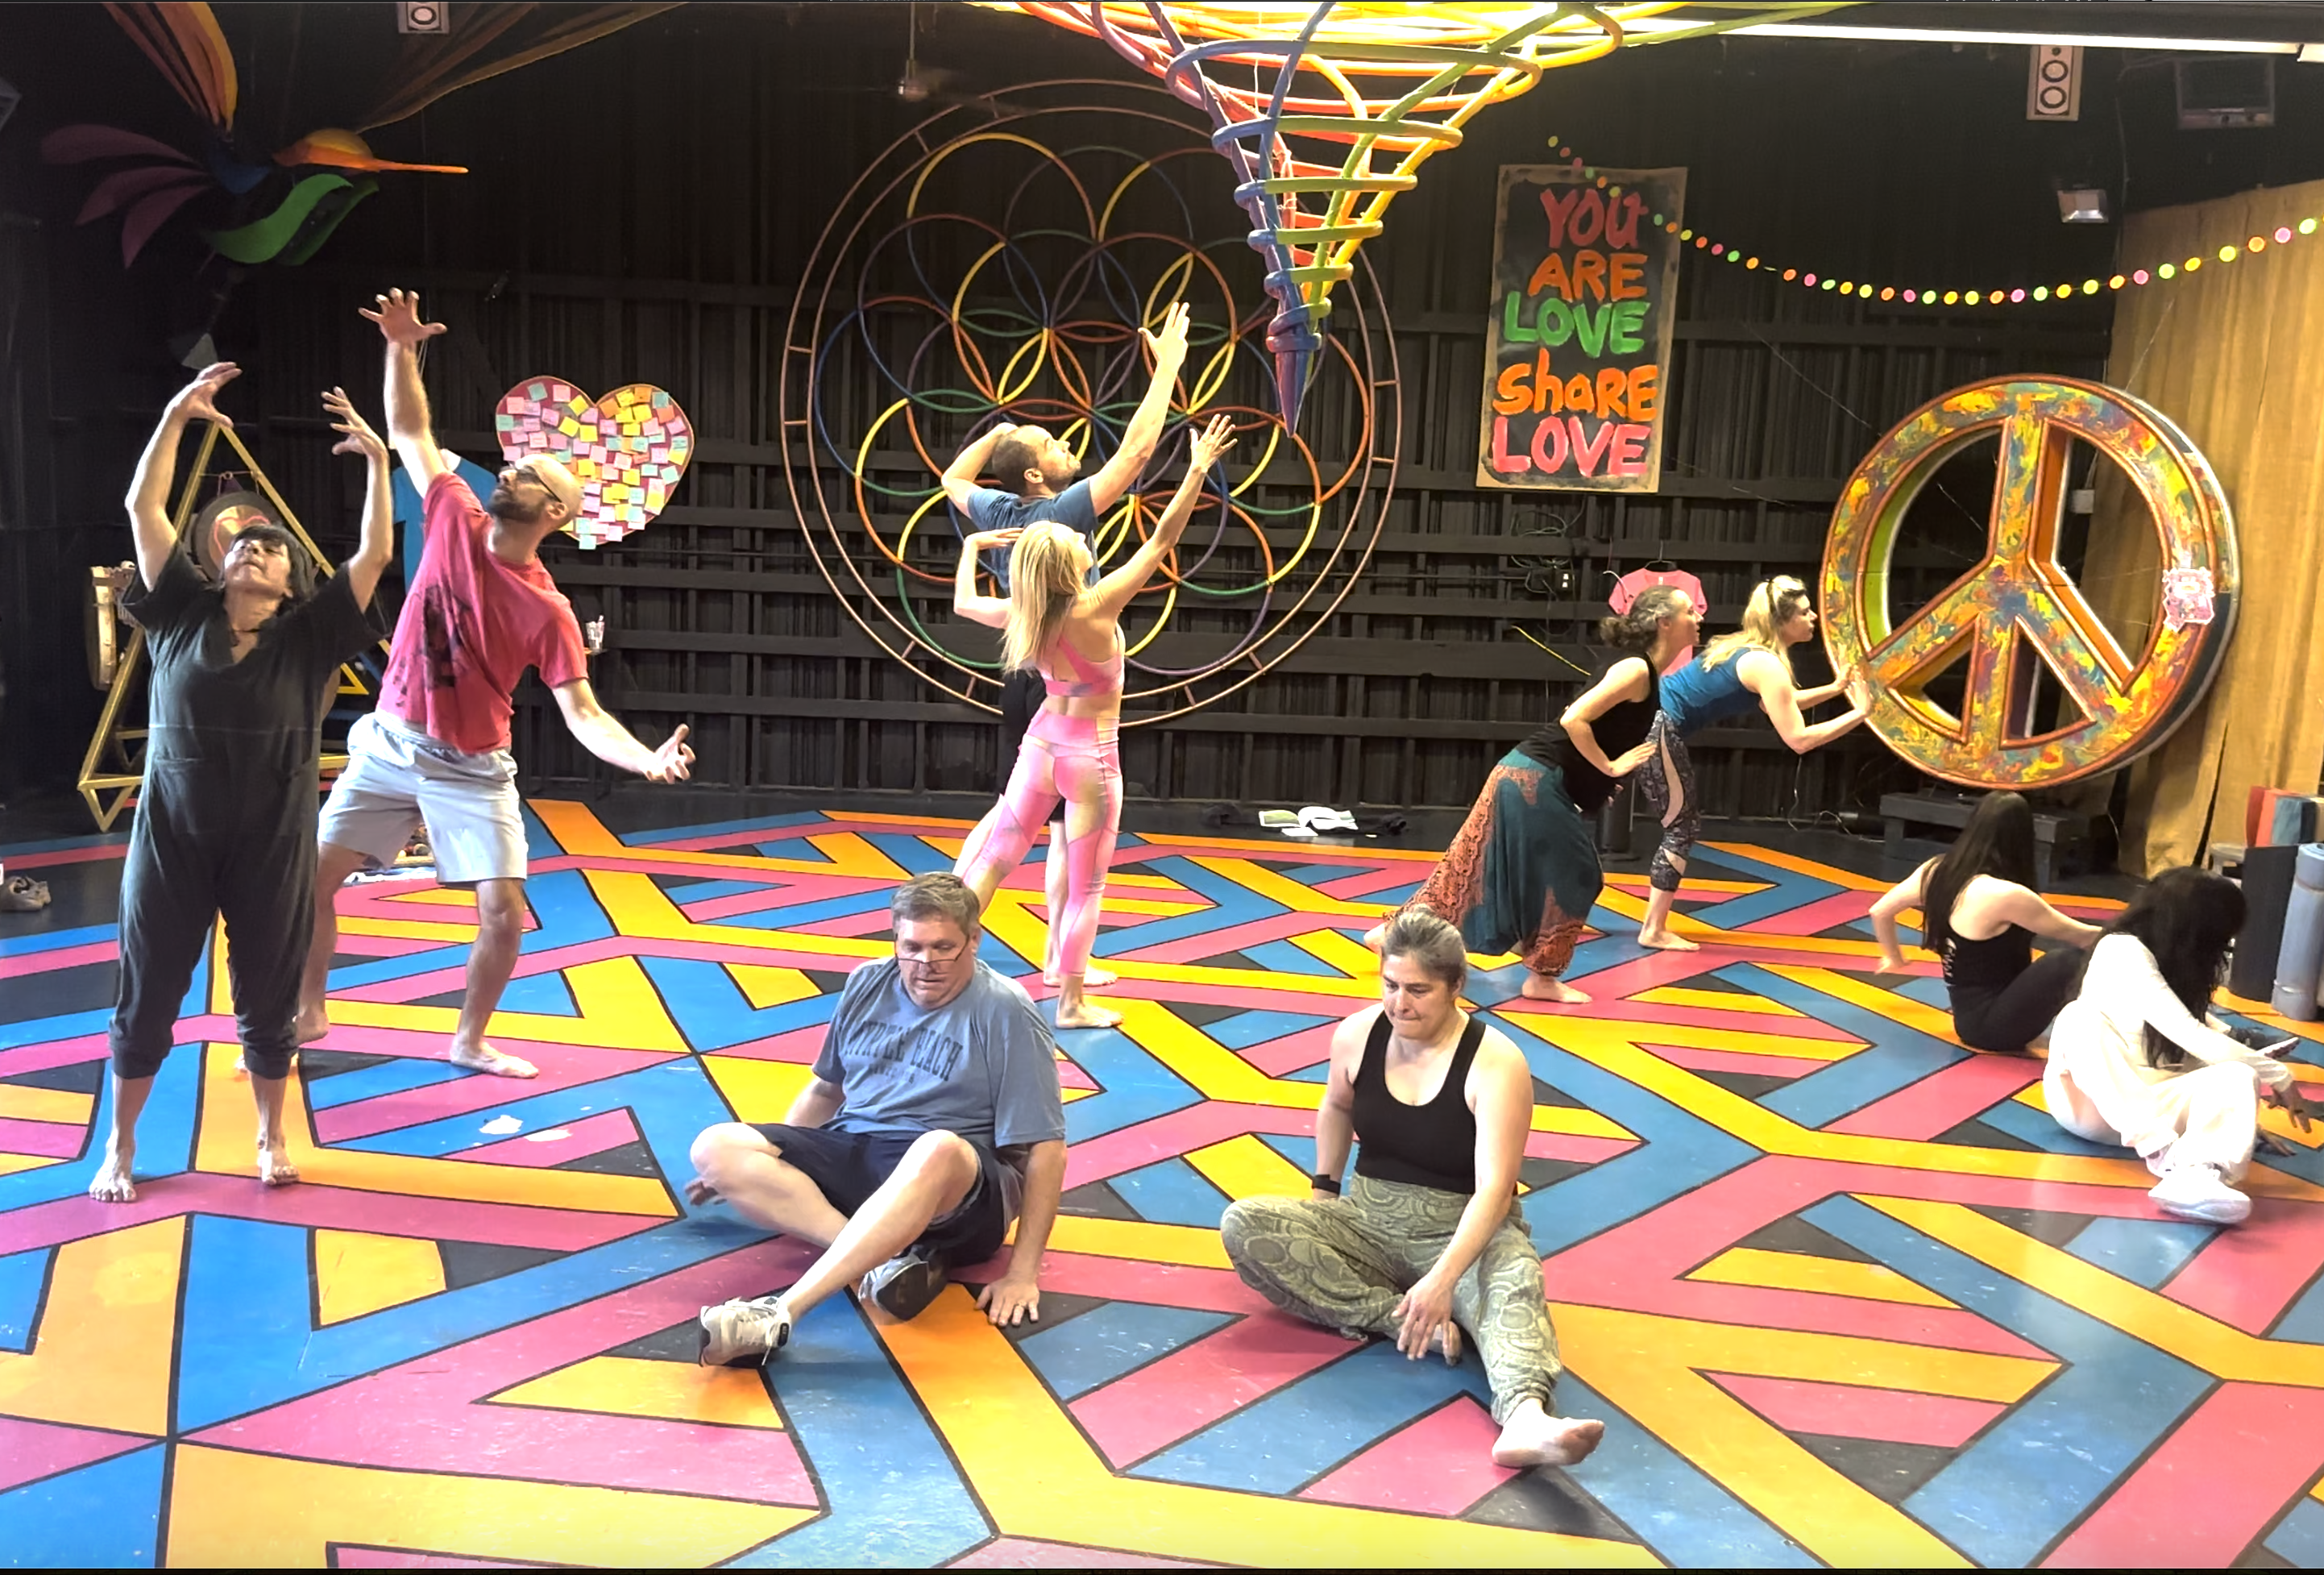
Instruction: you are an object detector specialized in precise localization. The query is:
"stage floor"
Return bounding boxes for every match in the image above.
[3,799,2322,1568]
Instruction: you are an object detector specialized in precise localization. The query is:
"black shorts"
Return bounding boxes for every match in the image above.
[752,1123,1015,1267]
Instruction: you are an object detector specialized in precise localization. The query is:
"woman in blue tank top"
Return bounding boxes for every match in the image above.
[1635,576,1871,950]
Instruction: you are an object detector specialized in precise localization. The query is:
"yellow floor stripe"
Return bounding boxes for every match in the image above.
[0,1216,181,1434]
[1630,987,1803,1017]
[1686,1245,1958,1309]
[1184,1135,1310,1201]
[489,1354,783,1430]
[313,1228,446,1325]
[0,1085,95,1124]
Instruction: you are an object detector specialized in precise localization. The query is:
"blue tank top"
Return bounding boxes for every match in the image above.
[1658,655,1760,736]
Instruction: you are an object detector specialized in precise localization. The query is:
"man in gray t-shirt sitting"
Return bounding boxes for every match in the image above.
[689,873,1069,1365]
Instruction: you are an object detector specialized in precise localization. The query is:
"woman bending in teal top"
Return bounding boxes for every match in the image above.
[1636,576,1870,950]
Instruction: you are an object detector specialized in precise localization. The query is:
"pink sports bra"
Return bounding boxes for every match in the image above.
[1041,629,1124,699]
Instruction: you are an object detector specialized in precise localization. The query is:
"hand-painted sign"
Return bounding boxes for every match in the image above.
[1476,164,1684,492]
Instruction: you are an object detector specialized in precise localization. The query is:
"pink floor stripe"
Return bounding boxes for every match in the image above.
[0,1033,110,1078]
[0,1118,84,1159]
[1075,978,1381,1018]
[1239,1024,1338,1077]
[333,1548,553,1570]
[1,844,127,871]
[1745,891,1877,937]
[1069,1315,1357,1469]
[0,1174,650,1257]
[2158,1199,2324,1333]
[1313,865,1435,901]
[1297,1396,1513,1516]
[189,1241,821,1506]
[679,877,892,922]
[1113,842,1413,870]
[711,1027,828,1063]
[1116,912,1368,967]
[1029,1253,1284,1315]
[0,1415,148,1494]
[1650,1043,1836,1080]
[1505,996,1861,1043]
[1708,1372,2006,1448]
[2041,1382,2324,1567]
[312,1044,685,1145]
[948,1536,1218,1569]
[1065,1103,1317,1188]
[1823,1054,2040,1141]
[0,941,118,979]
[451,1109,641,1169]
[331,934,450,959]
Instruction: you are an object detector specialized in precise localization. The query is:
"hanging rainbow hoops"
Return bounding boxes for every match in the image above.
[985,3,1849,426]
[779,78,1401,725]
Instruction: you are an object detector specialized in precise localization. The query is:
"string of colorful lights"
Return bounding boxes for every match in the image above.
[1543,133,2322,305]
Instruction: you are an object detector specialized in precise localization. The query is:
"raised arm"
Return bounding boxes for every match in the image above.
[1395,1034,1532,1359]
[1084,302,1190,513]
[359,289,450,490]
[1741,650,1870,753]
[942,424,1016,513]
[1088,413,1234,618]
[550,677,695,783]
[125,363,239,588]
[322,386,394,609]
[1870,859,1932,972]
[953,527,1018,629]
[1558,656,1656,777]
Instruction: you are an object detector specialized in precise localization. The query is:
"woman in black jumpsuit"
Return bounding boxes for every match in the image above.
[92,364,392,1202]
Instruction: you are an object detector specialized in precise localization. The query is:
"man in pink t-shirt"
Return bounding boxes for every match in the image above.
[301,289,695,1078]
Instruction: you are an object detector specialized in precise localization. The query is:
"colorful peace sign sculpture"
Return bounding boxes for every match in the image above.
[1820,378,2238,789]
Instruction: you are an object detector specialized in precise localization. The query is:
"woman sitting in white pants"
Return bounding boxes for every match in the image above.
[2045,868,2316,1224]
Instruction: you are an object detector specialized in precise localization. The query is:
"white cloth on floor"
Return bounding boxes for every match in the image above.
[2043,933,2289,1181]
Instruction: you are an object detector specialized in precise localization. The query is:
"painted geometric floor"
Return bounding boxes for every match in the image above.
[5,800,2324,1568]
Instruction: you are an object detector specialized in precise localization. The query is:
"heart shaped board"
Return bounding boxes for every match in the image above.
[494,377,693,549]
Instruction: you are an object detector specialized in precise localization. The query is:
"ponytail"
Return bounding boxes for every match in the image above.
[1000,523,1086,672]
[1597,585,1684,655]
[1701,575,1810,670]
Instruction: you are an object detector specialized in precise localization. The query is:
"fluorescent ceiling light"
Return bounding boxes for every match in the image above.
[1712,23,2302,54]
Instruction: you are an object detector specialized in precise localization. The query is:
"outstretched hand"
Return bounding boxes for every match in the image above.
[644,723,695,784]
[1188,412,1237,471]
[1139,300,1191,366]
[322,386,387,463]
[168,362,241,429]
[360,288,447,347]
[1845,673,1874,712]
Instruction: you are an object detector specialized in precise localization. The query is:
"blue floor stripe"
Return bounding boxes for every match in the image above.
[2063,1216,2215,1290]
[2266,1495,2324,1567]
[1108,1157,1230,1229]
[1017,1303,1231,1401]
[0,1440,162,1565]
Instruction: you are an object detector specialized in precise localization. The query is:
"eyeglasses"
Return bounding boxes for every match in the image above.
[898,941,965,962]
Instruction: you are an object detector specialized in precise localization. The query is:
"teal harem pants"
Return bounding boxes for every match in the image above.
[1221,1176,1563,1423]
[1405,750,1601,979]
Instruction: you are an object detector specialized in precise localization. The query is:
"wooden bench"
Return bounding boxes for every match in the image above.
[1879,791,2090,887]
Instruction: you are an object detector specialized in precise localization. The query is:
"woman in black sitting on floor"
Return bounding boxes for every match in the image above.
[1870,791,2102,1052]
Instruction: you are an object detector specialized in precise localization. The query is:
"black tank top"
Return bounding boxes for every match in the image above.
[1944,925,2032,994]
[1352,1012,1485,1195]
[1518,653,1659,812]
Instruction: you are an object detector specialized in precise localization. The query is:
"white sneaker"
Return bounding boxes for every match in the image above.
[2148,1164,2250,1225]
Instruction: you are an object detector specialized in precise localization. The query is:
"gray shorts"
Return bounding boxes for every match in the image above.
[318,712,526,887]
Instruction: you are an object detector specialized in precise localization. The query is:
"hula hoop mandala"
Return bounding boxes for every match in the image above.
[778,78,1400,725]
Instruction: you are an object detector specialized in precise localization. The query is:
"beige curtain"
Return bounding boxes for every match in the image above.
[2085,177,2324,875]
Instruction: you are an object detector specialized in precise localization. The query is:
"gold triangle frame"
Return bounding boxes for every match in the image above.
[77,421,390,830]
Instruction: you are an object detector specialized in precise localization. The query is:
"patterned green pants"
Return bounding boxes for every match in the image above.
[1220,1174,1562,1424]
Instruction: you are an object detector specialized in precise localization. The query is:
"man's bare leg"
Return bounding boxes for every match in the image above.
[296,841,372,1044]
[449,877,537,1078]
[687,1124,850,1245]
[778,1131,978,1319]
[89,1073,155,1203]
[251,1070,297,1186]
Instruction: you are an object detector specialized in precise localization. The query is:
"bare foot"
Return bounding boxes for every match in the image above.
[1054,1004,1125,1030]
[294,1004,331,1045]
[1492,1402,1605,1469]
[1637,929,1701,953]
[1360,923,1386,954]
[450,1042,539,1078]
[257,1141,300,1187]
[1519,975,1592,1004]
[1046,966,1118,989]
[89,1149,137,1203]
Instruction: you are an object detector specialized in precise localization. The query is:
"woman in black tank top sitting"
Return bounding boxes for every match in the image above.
[1870,792,2102,1052]
[1222,911,1605,1470]
[1367,587,1699,1004]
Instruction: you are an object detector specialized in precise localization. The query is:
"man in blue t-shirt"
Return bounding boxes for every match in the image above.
[939,298,1191,551]
[689,874,1069,1365]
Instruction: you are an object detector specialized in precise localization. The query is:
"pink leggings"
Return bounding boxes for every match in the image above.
[955,709,1123,976]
